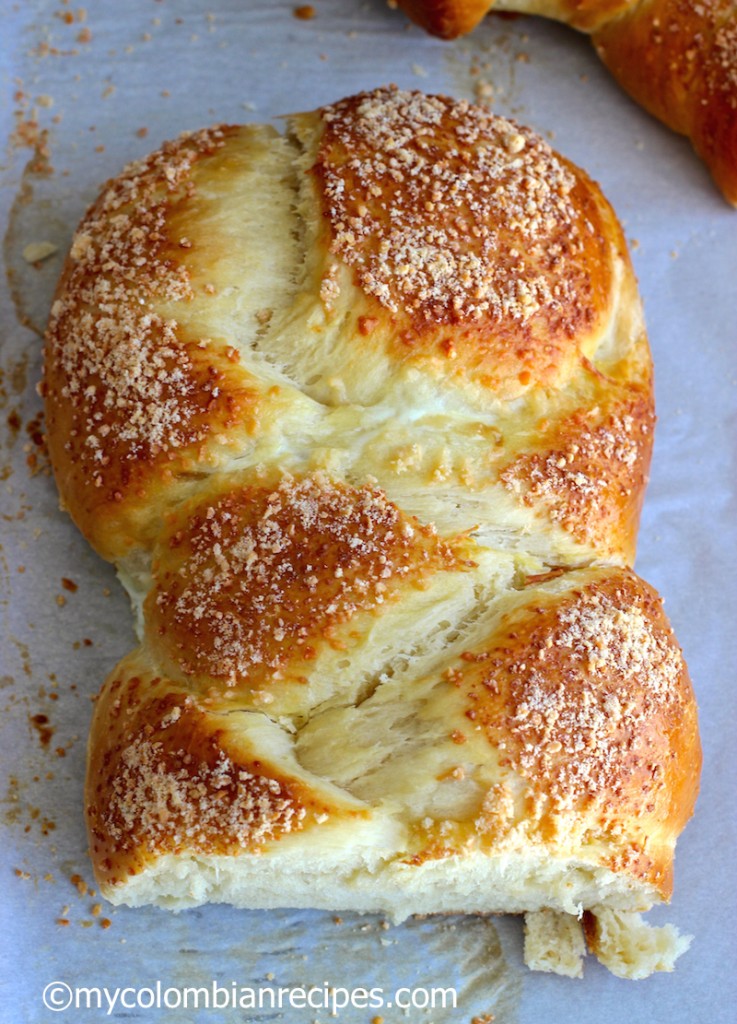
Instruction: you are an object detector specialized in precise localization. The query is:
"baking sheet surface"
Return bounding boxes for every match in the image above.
[1,2,736,1021]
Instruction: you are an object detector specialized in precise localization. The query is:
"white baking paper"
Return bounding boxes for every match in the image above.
[1,2,735,1021]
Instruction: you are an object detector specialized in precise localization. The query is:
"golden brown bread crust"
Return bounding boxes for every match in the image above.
[43,89,700,967]
[147,472,473,696]
[86,653,369,891]
[593,0,737,205]
[499,379,654,561]
[453,567,700,896]
[394,0,737,204]
[315,91,617,396]
[42,128,264,560]
[396,0,493,36]
[397,0,635,35]
[44,86,653,568]
[87,551,699,904]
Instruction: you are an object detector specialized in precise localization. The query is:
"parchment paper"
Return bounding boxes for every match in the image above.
[1,2,735,1021]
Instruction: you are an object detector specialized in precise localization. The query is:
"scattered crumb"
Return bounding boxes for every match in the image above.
[29,713,54,749]
[474,79,494,106]
[411,63,428,78]
[293,4,316,18]
[70,874,88,896]
[22,241,57,264]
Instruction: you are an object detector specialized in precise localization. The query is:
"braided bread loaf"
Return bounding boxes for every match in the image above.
[43,87,700,979]
[395,0,737,205]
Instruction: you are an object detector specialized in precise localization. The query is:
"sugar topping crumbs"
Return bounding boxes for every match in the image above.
[318,86,587,325]
[103,734,305,853]
[465,572,686,812]
[154,473,461,686]
[651,1,737,98]
[45,128,227,464]
[501,401,653,546]
[553,589,681,695]
[711,6,737,96]
[606,0,737,126]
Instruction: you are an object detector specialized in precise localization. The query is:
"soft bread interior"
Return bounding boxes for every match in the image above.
[584,907,692,979]
[109,848,657,921]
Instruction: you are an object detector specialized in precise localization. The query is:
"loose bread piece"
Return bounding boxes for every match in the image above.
[43,87,701,979]
[524,910,587,978]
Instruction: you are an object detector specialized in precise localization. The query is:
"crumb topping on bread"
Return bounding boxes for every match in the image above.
[317,85,605,336]
[150,473,468,687]
[458,570,693,827]
[500,392,654,555]
[46,128,230,462]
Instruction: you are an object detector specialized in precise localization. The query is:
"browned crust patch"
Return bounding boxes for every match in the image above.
[149,472,471,691]
[500,384,655,560]
[446,568,700,892]
[315,86,615,395]
[43,127,259,555]
[87,672,341,889]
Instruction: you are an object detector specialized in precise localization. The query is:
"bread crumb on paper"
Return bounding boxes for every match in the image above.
[22,242,58,264]
[474,79,494,106]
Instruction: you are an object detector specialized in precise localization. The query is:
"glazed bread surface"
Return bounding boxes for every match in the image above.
[43,87,701,980]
